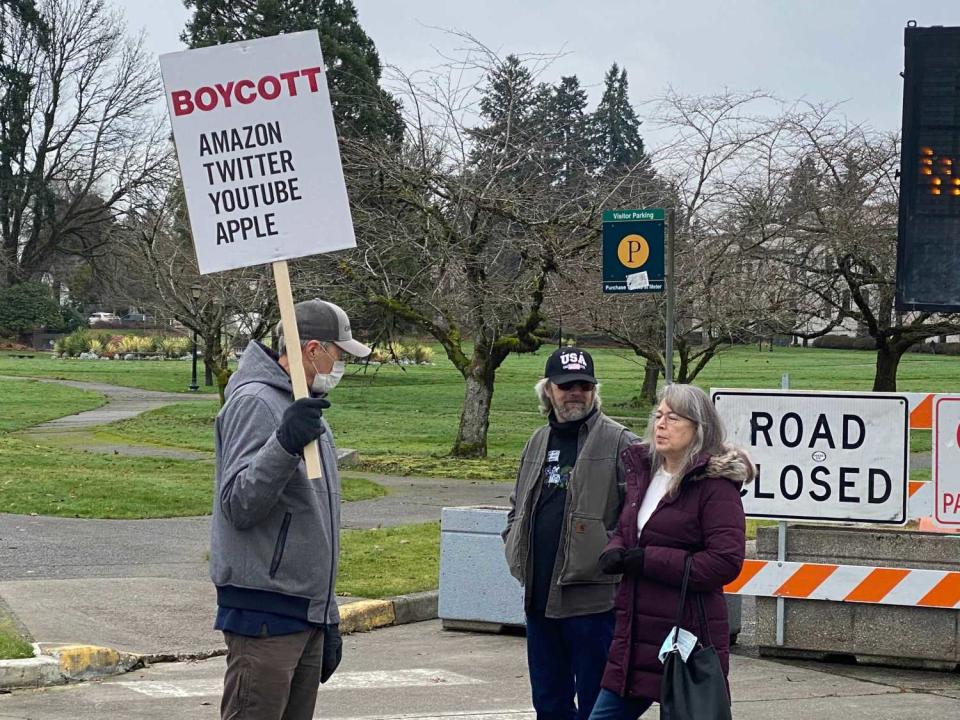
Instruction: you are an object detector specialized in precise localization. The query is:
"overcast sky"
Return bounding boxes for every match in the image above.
[117,0,960,141]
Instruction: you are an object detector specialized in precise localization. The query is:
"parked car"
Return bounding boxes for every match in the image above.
[87,311,120,326]
[121,312,154,324]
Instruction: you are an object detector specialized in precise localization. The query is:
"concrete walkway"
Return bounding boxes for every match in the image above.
[0,375,511,658]
[4,375,216,460]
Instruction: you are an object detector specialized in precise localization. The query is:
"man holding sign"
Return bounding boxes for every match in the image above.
[161,28,367,719]
[210,298,370,720]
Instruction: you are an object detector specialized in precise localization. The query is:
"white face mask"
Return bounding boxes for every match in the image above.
[310,343,346,395]
[311,360,345,395]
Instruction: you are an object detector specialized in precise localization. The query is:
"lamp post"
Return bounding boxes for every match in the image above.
[189,283,201,392]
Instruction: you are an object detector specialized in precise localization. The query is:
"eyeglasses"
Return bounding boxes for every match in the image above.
[654,411,693,425]
[555,381,594,392]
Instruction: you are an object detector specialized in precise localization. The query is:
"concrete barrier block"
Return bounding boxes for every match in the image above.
[439,507,525,627]
[755,525,960,669]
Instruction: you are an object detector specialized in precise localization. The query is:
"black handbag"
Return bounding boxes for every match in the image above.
[660,555,732,720]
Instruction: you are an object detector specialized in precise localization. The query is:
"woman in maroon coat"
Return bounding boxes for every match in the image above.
[588,384,754,719]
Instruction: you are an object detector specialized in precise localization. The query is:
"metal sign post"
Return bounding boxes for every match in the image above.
[777,373,789,646]
[601,207,669,385]
[665,209,676,385]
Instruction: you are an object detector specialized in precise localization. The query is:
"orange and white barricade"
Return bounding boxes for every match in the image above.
[725,559,960,609]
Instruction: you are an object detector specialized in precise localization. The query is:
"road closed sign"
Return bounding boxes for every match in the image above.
[160,31,355,275]
[712,390,909,524]
[933,397,960,525]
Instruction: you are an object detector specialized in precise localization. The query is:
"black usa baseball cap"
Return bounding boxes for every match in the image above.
[544,347,596,385]
[293,299,371,358]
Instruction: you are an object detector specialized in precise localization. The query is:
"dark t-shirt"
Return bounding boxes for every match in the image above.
[529,409,595,612]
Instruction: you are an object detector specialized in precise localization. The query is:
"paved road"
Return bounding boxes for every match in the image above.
[0,621,956,720]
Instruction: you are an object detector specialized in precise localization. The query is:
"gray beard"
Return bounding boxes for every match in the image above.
[553,401,592,422]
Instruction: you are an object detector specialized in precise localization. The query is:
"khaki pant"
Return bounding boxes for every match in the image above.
[221,627,325,720]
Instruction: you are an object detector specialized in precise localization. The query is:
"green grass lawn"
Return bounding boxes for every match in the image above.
[93,345,953,480]
[337,523,439,598]
[0,621,33,660]
[0,378,105,432]
[0,351,220,394]
[0,436,384,518]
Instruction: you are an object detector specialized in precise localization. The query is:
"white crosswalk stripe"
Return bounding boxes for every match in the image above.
[113,668,485,699]
[335,713,534,720]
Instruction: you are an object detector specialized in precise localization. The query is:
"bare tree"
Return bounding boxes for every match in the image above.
[0,0,168,288]
[768,104,960,390]
[112,177,276,400]
[582,90,810,402]
[303,47,635,457]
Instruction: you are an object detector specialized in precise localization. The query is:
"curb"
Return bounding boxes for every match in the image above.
[0,590,439,692]
[0,643,142,691]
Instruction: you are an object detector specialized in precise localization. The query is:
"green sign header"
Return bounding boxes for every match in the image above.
[602,208,665,222]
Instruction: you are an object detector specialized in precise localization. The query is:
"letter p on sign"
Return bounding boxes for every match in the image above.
[933,397,960,525]
[617,234,650,268]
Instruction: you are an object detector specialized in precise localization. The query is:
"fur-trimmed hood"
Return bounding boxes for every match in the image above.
[693,445,756,485]
[622,442,756,486]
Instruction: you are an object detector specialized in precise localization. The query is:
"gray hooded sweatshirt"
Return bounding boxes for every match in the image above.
[210,341,341,625]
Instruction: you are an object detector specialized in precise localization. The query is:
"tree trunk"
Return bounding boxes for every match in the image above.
[640,357,659,405]
[216,367,233,406]
[873,343,905,391]
[452,365,494,458]
[203,332,220,387]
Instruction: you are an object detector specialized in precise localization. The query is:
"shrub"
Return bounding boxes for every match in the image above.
[811,334,875,350]
[60,329,91,357]
[87,339,104,355]
[907,341,960,356]
[387,341,407,361]
[118,335,142,353]
[413,345,434,364]
[159,336,191,357]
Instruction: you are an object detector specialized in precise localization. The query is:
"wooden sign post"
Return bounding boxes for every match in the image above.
[160,31,356,480]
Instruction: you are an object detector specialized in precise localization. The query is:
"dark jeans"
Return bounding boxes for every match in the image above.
[525,609,615,720]
[587,689,654,719]
[221,627,324,720]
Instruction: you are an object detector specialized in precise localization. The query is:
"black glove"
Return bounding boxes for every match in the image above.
[622,547,645,576]
[320,623,343,683]
[276,397,330,455]
[599,547,626,575]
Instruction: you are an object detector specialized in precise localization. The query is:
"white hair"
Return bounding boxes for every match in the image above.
[535,377,602,416]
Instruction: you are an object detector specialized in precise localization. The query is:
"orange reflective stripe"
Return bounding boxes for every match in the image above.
[910,394,934,430]
[724,559,765,594]
[843,568,910,603]
[908,480,925,497]
[774,563,838,598]
[917,572,960,608]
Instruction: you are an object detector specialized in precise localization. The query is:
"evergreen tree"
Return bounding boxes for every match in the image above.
[591,63,647,173]
[469,55,539,169]
[536,75,592,187]
[182,0,402,142]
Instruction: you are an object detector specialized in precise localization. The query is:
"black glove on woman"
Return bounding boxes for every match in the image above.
[599,547,626,574]
[622,547,645,576]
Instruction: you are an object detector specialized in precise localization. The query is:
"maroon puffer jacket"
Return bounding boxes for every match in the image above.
[600,444,752,701]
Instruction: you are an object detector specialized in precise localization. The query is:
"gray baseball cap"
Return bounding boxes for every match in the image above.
[293,299,371,358]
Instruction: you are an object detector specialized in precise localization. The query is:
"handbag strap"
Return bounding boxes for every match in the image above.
[671,554,693,645]
[696,593,715,647]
